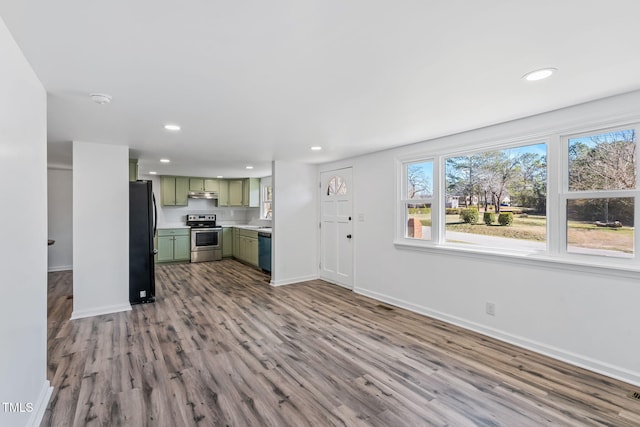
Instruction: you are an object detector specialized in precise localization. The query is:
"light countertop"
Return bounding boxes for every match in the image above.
[231,225,272,234]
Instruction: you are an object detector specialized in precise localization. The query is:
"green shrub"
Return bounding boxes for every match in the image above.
[483,212,496,225]
[460,208,479,224]
[498,212,514,226]
[408,207,432,215]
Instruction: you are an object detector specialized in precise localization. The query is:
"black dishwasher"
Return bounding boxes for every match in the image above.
[258,232,271,273]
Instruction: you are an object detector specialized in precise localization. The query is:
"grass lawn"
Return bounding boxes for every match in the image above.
[445,214,546,241]
[409,210,634,253]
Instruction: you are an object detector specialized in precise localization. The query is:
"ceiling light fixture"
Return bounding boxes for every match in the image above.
[246,166,254,170]
[160,158,170,163]
[522,68,557,82]
[217,175,223,178]
[164,124,181,131]
[149,171,157,175]
[311,146,323,151]
[89,93,112,104]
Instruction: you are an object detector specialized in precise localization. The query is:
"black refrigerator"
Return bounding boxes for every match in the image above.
[129,180,157,304]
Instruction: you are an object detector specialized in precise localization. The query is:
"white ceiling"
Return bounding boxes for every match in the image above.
[2,1,640,178]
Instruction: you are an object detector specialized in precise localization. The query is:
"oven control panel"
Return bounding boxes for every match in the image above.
[187,214,216,222]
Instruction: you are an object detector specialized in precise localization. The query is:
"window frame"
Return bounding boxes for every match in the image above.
[398,157,437,244]
[559,125,639,258]
[395,121,640,272]
[260,176,272,220]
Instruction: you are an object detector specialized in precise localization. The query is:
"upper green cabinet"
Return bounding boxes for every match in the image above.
[218,180,230,206]
[243,178,260,207]
[228,180,244,206]
[161,176,189,206]
[189,178,219,192]
[129,159,138,181]
[160,175,258,207]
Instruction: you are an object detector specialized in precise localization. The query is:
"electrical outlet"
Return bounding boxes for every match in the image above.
[486,302,496,316]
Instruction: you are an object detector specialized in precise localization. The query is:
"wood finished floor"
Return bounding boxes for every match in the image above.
[43,260,640,426]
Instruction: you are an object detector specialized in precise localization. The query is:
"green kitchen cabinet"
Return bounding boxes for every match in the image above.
[232,227,240,258]
[189,178,219,192]
[157,228,191,263]
[218,180,229,206]
[237,228,259,266]
[129,159,138,181]
[243,178,260,207]
[161,176,189,206]
[228,180,244,206]
[189,178,203,192]
[204,179,219,192]
[222,227,233,258]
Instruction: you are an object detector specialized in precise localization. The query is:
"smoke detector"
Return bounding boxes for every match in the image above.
[89,93,112,104]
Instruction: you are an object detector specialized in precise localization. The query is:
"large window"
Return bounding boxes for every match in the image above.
[397,122,640,267]
[444,143,547,251]
[564,128,636,258]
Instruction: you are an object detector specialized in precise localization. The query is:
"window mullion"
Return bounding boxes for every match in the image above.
[548,134,562,255]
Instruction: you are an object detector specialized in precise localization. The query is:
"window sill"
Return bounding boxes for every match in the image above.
[393,240,640,279]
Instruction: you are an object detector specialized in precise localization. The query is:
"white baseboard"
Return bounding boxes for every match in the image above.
[71,303,132,320]
[319,277,354,291]
[354,286,640,387]
[270,274,318,287]
[47,265,72,272]
[27,380,53,427]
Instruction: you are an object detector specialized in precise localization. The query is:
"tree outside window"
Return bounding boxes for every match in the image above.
[566,129,636,258]
[404,160,433,240]
[445,143,547,249]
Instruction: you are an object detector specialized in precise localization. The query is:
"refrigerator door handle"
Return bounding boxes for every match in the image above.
[152,192,158,237]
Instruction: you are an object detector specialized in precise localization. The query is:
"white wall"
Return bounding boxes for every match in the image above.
[72,141,131,319]
[321,90,640,386]
[0,17,51,427]
[47,168,73,271]
[272,161,318,286]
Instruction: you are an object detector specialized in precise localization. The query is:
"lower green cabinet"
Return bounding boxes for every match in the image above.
[232,228,240,258]
[236,228,259,267]
[157,228,191,263]
[222,227,233,257]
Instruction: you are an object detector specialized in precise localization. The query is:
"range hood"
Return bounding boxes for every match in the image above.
[188,191,218,199]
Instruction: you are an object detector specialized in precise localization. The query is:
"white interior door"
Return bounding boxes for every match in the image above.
[320,168,353,289]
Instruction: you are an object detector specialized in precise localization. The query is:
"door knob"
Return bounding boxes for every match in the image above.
[346,234,352,239]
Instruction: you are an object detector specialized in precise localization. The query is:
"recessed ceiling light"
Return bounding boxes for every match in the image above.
[311,146,323,151]
[149,171,157,175]
[160,158,170,163]
[89,93,112,104]
[164,124,181,131]
[522,68,557,82]
[217,175,223,178]
[246,166,254,170]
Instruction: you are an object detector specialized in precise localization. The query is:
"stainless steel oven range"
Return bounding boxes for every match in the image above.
[186,214,222,262]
